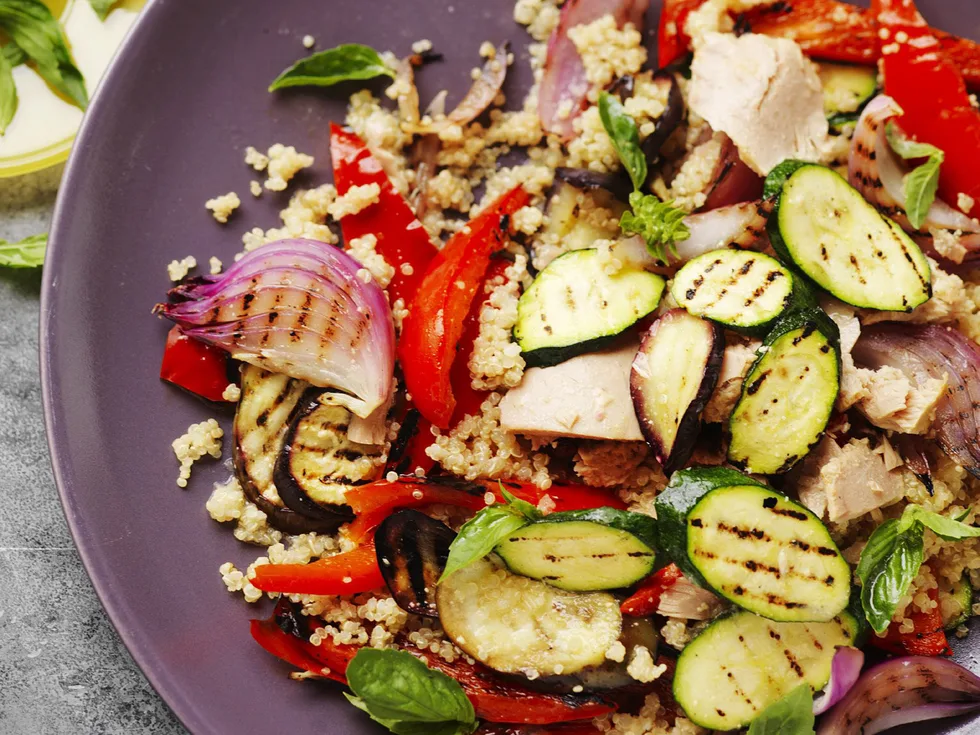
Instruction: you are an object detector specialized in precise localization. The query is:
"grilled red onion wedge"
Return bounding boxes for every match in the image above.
[631,309,724,474]
[155,238,395,419]
[853,323,980,478]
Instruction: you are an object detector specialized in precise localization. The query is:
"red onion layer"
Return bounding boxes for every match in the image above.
[848,95,980,235]
[538,0,650,139]
[812,647,864,715]
[817,656,980,734]
[852,323,980,478]
[155,239,395,419]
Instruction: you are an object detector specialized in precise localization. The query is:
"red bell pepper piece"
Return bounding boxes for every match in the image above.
[159,325,231,402]
[658,0,980,92]
[250,543,384,595]
[869,586,952,657]
[249,618,349,683]
[329,124,438,306]
[345,477,626,544]
[874,0,980,218]
[620,563,684,616]
[400,186,531,429]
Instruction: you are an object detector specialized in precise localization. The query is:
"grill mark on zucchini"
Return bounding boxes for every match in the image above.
[691,549,836,585]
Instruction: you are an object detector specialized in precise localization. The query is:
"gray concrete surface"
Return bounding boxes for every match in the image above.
[0,173,185,734]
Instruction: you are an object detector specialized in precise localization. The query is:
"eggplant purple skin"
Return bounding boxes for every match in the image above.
[641,71,684,176]
[272,387,356,526]
[375,509,455,618]
[630,310,725,475]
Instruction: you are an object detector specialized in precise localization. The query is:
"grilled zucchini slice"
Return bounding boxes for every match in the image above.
[630,309,724,473]
[727,311,840,474]
[768,164,931,311]
[495,508,657,591]
[655,466,850,622]
[673,609,860,731]
[437,556,623,677]
[515,249,665,368]
[670,249,794,331]
[818,62,877,132]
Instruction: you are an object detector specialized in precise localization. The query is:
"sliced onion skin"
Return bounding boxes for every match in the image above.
[817,656,980,735]
[538,0,650,138]
[848,95,980,234]
[852,323,980,478]
[673,199,772,263]
[155,239,395,419]
[812,647,864,715]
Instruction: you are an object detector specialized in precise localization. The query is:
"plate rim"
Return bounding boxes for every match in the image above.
[40,0,200,731]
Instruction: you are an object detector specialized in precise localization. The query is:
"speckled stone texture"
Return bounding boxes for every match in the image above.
[0,177,185,734]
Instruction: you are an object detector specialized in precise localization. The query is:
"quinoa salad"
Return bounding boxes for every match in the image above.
[153,0,980,732]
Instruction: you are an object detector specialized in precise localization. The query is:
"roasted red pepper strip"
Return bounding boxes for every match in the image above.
[620,563,684,617]
[873,0,980,218]
[250,543,384,595]
[329,124,438,305]
[345,477,625,544]
[400,186,531,428]
[249,618,348,683]
[869,586,952,657]
[659,0,980,92]
[159,326,231,402]
[412,650,614,724]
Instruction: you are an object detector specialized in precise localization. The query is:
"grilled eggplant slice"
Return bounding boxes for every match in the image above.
[438,556,624,682]
[376,509,455,617]
[273,389,383,522]
[631,310,724,474]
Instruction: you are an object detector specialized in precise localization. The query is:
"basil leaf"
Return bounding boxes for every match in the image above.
[0,43,16,135]
[0,233,46,267]
[903,504,980,540]
[746,684,815,735]
[885,121,944,230]
[500,487,543,522]
[439,505,529,582]
[0,0,87,109]
[269,43,394,92]
[857,518,925,633]
[620,191,690,263]
[88,0,117,21]
[345,649,476,735]
[1,42,25,67]
[598,90,647,192]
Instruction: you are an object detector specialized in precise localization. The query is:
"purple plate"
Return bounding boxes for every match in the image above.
[40,0,980,732]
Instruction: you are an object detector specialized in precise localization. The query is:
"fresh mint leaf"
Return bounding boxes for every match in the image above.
[345,649,476,735]
[439,489,540,582]
[885,122,944,230]
[0,42,16,135]
[903,504,980,541]
[857,517,925,633]
[269,43,394,92]
[88,0,117,20]
[620,191,690,264]
[598,90,646,191]
[0,233,46,267]
[746,684,815,735]
[0,0,87,109]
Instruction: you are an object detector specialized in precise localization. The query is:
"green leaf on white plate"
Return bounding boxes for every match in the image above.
[0,43,17,134]
[345,649,477,735]
[0,0,88,109]
[88,0,118,21]
[269,43,394,92]
[885,121,944,230]
[746,684,815,735]
[0,233,46,267]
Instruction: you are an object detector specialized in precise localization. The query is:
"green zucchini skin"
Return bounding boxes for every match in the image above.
[767,164,932,311]
[496,508,657,591]
[817,62,877,119]
[655,467,851,622]
[673,608,860,731]
[670,249,794,332]
[727,309,840,475]
[514,249,665,368]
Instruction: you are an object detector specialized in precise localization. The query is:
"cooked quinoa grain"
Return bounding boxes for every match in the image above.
[205,192,241,223]
[166,255,197,282]
[264,143,314,191]
[172,418,223,488]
